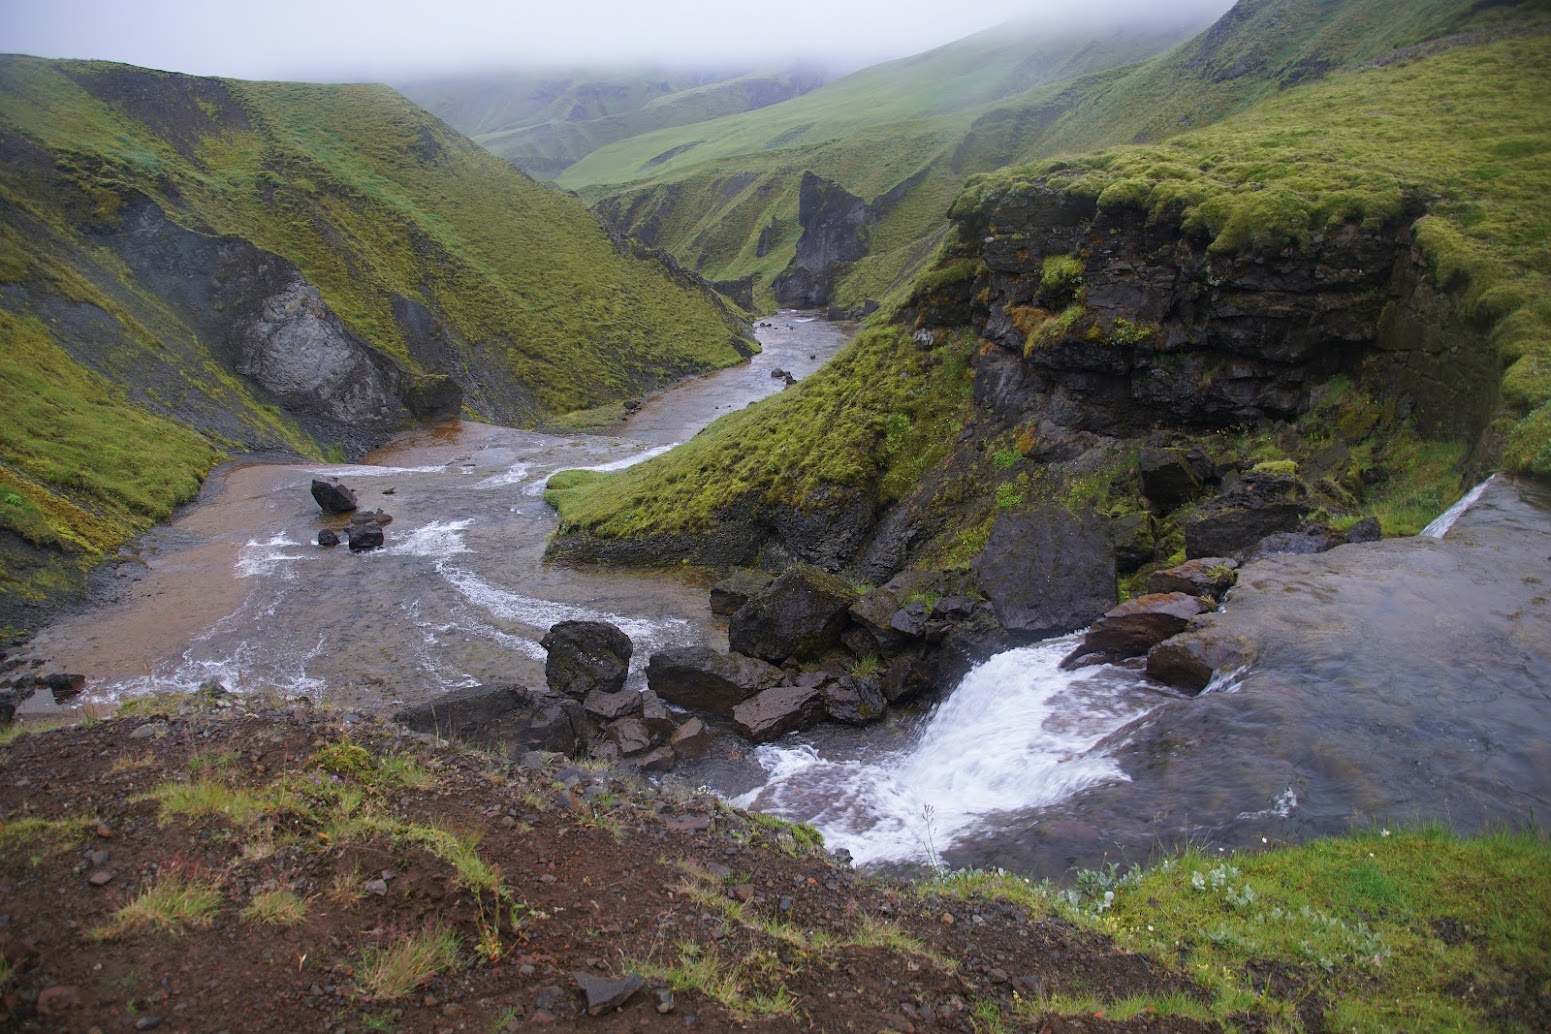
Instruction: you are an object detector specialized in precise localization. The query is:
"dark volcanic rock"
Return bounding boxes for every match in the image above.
[644,647,783,715]
[846,589,909,656]
[1137,447,1204,512]
[638,691,675,737]
[310,478,359,514]
[728,564,859,664]
[669,717,711,758]
[43,672,86,699]
[348,508,394,528]
[709,569,774,616]
[572,971,645,1017]
[1110,512,1157,572]
[606,718,653,756]
[1346,516,1382,543]
[1148,557,1238,599]
[1074,593,1210,662]
[541,620,632,699]
[1145,636,1220,692]
[346,522,384,552]
[973,507,1116,637]
[732,684,825,742]
[822,675,886,725]
[582,688,640,721]
[394,683,590,755]
[1184,472,1306,559]
[317,529,340,548]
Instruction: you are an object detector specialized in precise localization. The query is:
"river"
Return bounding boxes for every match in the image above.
[13,313,1551,877]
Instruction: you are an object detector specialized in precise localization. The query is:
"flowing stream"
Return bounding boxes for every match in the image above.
[17,312,1551,875]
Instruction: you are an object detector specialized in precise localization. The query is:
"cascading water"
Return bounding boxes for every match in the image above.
[1421,475,1494,538]
[736,635,1177,865]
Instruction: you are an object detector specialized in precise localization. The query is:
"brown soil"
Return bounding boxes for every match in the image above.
[0,703,1216,1033]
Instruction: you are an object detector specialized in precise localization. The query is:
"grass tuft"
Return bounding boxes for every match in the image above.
[93,871,222,939]
[355,924,461,1001]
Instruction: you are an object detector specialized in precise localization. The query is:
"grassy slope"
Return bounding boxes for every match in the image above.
[954,29,1551,473]
[558,23,1196,310]
[0,56,747,616]
[548,19,1551,551]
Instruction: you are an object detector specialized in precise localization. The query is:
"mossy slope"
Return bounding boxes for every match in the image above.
[0,56,750,624]
[548,8,1551,568]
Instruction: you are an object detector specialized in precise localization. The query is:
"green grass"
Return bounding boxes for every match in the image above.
[928,826,1551,1031]
[93,871,223,939]
[954,33,1551,473]
[546,325,976,546]
[355,924,461,1001]
[241,889,309,926]
[0,54,750,614]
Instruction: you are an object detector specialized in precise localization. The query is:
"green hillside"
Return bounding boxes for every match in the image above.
[547,6,1551,567]
[0,56,749,625]
[558,20,1206,312]
[401,66,828,180]
[557,0,1534,316]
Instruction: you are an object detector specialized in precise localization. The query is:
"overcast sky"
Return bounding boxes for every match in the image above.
[0,0,1235,82]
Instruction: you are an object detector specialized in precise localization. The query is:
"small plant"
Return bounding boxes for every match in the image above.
[94,871,222,939]
[991,448,1021,469]
[1040,254,1084,291]
[919,802,944,871]
[242,889,309,926]
[847,653,883,679]
[995,483,1023,509]
[356,924,461,1001]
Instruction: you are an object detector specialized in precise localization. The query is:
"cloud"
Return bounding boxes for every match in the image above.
[1,0,1236,81]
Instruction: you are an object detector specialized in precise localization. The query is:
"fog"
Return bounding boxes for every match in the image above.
[1,0,1235,82]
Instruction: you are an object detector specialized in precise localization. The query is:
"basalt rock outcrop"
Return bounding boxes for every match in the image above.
[541,620,634,699]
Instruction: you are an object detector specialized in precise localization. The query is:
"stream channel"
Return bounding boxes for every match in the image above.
[17,314,1551,876]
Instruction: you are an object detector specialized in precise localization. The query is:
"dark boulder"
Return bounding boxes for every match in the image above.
[572,971,645,1017]
[43,673,86,700]
[348,508,393,528]
[732,684,825,743]
[541,620,632,699]
[881,648,938,703]
[1070,592,1210,663]
[637,745,676,773]
[1145,637,1217,692]
[889,601,930,638]
[310,478,358,514]
[347,522,385,551]
[1138,447,1205,512]
[606,717,653,756]
[669,717,711,759]
[728,564,859,664]
[973,507,1116,637]
[1252,522,1346,560]
[822,675,886,725]
[1148,557,1238,600]
[645,647,783,715]
[1184,472,1306,559]
[583,688,640,721]
[846,589,910,656]
[317,529,340,548]
[710,569,775,616]
[1346,516,1382,544]
[638,690,676,737]
[394,683,589,755]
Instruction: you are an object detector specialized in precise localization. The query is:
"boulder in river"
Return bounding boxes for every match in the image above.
[645,647,783,715]
[822,675,886,725]
[583,688,640,721]
[394,683,590,755]
[669,717,711,759]
[732,684,825,742]
[709,569,774,616]
[541,620,632,699]
[347,522,385,552]
[728,564,859,664]
[1067,592,1210,665]
[310,478,358,514]
[317,529,340,548]
[973,506,1116,637]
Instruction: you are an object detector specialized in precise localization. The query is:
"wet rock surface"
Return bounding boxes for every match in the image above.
[541,620,633,699]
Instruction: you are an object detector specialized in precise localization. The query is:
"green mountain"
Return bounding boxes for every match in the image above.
[399,66,829,181]
[0,56,751,627]
[554,19,1213,312]
[547,0,1551,577]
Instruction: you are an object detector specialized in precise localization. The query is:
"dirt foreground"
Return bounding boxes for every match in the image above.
[0,698,1208,1034]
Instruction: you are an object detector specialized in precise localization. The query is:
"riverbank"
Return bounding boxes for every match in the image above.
[1,698,1546,1031]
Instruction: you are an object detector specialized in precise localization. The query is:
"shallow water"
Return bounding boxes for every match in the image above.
[22,313,852,711]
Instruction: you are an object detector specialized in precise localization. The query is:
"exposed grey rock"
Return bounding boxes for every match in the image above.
[1110,512,1156,572]
[310,479,359,514]
[822,675,886,725]
[645,647,783,715]
[846,589,909,656]
[729,564,859,664]
[1070,592,1210,663]
[1346,516,1382,543]
[540,620,632,699]
[572,971,645,1016]
[42,673,85,699]
[394,683,590,755]
[347,522,384,552]
[638,691,675,736]
[1184,472,1306,559]
[973,507,1116,637]
[733,684,825,743]
[1145,636,1221,692]
[583,688,640,721]
[317,529,340,547]
[637,745,676,773]
[668,717,711,759]
[1148,557,1238,599]
[606,718,653,756]
[709,569,774,616]
[1138,447,1204,512]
